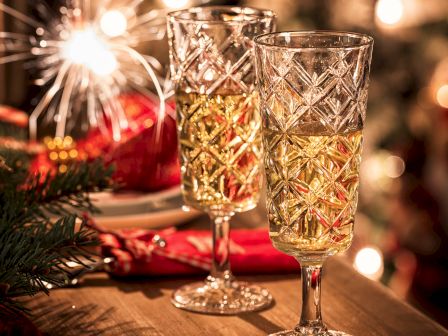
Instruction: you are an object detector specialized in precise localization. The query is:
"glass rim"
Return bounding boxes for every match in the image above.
[254,30,374,51]
[167,6,276,25]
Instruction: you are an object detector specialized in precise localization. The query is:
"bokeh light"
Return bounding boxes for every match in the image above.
[375,0,404,25]
[361,151,406,192]
[354,246,384,280]
[384,155,406,178]
[436,84,448,108]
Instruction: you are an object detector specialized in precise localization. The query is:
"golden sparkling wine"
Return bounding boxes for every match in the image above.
[176,92,262,212]
[264,128,363,258]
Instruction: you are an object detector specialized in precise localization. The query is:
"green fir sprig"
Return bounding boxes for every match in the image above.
[0,157,114,315]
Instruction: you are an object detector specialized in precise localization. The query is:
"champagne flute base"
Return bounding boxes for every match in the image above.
[171,277,273,315]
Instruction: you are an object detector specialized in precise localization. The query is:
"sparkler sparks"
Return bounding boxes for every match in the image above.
[0,0,177,141]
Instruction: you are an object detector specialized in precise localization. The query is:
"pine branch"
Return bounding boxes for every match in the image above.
[0,159,114,228]
[26,160,114,207]
[0,155,114,316]
[0,149,30,187]
[0,215,99,314]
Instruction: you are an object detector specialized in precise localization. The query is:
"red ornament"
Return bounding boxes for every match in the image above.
[29,151,57,179]
[0,105,28,128]
[76,94,180,192]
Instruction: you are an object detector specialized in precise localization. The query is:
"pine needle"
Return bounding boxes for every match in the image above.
[0,156,114,315]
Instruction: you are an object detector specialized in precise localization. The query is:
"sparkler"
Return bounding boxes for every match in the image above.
[0,0,183,141]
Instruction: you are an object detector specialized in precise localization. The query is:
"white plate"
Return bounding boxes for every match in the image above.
[90,186,200,230]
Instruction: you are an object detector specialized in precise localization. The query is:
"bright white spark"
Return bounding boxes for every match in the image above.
[62,27,118,76]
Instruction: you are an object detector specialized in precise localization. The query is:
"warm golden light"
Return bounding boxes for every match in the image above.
[63,136,73,146]
[361,150,406,192]
[69,149,78,158]
[54,137,63,147]
[354,246,384,280]
[62,27,118,76]
[436,84,448,108]
[59,150,68,160]
[375,0,404,25]
[100,10,128,37]
[49,152,58,161]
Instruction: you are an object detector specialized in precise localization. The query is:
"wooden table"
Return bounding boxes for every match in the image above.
[29,211,448,336]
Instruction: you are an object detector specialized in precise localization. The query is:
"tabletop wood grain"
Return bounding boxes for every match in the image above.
[29,210,448,336]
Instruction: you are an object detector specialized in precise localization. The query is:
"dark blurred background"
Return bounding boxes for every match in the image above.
[1,0,447,328]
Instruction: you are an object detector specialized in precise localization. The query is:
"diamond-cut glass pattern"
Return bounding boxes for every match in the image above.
[167,8,275,213]
[255,32,373,259]
[168,11,274,96]
[176,92,262,212]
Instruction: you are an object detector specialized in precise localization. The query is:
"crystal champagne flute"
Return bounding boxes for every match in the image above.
[255,31,373,335]
[167,6,275,314]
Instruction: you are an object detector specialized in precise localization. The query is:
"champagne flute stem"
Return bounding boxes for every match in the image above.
[296,264,327,334]
[209,211,234,284]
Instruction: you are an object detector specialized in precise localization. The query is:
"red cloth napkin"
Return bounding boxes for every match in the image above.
[100,228,299,277]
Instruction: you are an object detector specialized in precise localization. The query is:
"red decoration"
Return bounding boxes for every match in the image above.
[29,151,57,178]
[98,226,299,277]
[2,96,180,192]
[0,105,28,128]
[75,93,180,192]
